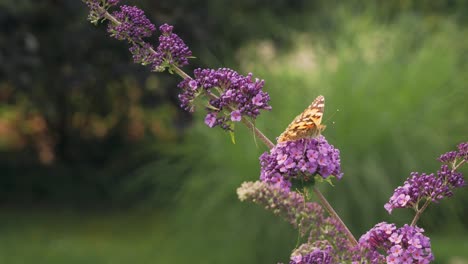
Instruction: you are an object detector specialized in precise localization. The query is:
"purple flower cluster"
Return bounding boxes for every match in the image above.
[290,247,332,264]
[238,181,354,263]
[152,24,192,72]
[83,0,108,23]
[438,142,467,163]
[129,42,156,66]
[357,222,433,263]
[311,217,353,262]
[108,5,156,42]
[384,143,466,214]
[237,181,324,236]
[259,136,342,190]
[84,1,193,72]
[178,68,271,130]
[127,24,192,72]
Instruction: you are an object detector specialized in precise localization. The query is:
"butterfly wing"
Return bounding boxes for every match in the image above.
[277,95,325,143]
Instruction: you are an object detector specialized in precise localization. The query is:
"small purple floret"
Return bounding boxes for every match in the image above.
[204,113,217,128]
[188,80,198,90]
[230,110,242,122]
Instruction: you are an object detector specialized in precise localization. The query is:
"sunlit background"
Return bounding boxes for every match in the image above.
[0,1,467,263]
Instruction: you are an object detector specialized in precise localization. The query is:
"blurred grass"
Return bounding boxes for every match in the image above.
[0,211,466,263]
[2,7,468,264]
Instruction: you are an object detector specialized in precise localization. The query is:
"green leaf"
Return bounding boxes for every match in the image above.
[314,175,336,187]
[291,174,316,190]
[250,119,259,148]
[229,131,236,144]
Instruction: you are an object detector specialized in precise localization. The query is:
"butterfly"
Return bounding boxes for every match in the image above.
[277,95,326,143]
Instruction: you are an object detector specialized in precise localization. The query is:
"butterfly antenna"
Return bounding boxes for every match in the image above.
[324,108,339,125]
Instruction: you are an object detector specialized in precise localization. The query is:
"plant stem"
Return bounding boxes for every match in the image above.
[410,199,431,226]
[240,118,275,149]
[411,159,465,227]
[103,9,120,24]
[312,187,358,246]
[453,159,465,172]
[172,66,191,80]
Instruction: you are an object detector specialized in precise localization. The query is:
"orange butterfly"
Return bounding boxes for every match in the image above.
[277,95,326,143]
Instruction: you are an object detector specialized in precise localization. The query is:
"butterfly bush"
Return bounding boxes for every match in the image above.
[84,0,120,23]
[152,24,193,71]
[289,243,333,264]
[237,181,354,263]
[259,136,343,190]
[108,5,156,42]
[385,142,466,213]
[178,68,271,130]
[356,222,434,263]
[83,2,467,263]
[84,0,270,132]
[237,181,324,236]
[128,24,193,72]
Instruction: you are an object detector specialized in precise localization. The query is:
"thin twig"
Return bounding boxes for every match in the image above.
[313,187,358,246]
[410,158,465,227]
[103,9,120,24]
[172,66,192,80]
[453,159,466,172]
[240,118,275,149]
[410,199,431,226]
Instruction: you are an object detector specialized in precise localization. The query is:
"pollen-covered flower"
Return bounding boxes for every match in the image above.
[356,223,433,263]
[178,68,271,130]
[259,136,342,190]
[108,5,156,42]
[152,24,192,72]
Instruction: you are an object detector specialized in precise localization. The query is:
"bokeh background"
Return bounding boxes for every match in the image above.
[0,0,467,263]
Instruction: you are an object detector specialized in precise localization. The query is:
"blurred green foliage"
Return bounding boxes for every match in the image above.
[0,0,467,263]
[158,4,468,263]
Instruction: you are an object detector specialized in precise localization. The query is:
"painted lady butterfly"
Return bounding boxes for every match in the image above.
[277,95,326,143]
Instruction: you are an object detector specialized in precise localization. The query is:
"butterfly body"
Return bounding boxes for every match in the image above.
[277,95,325,143]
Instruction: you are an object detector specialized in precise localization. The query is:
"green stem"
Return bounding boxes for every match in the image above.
[312,187,358,246]
[410,157,465,227]
[453,159,465,172]
[103,9,120,24]
[410,199,431,226]
[240,118,275,149]
[172,66,191,80]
